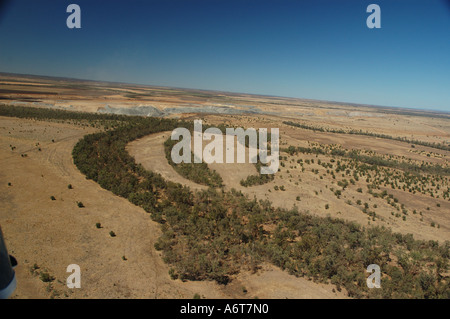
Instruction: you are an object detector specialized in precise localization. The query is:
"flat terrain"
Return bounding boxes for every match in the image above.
[0,116,345,299]
[129,120,449,243]
[0,73,449,298]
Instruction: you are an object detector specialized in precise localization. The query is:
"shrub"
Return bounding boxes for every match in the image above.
[40,272,55,283]
[169,268,178,280]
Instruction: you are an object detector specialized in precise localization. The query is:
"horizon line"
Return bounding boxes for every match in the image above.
[1,71,449,115]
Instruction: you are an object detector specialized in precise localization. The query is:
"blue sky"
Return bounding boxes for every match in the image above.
[0,0,449,111]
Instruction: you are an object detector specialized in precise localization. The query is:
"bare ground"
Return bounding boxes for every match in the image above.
[128,127,449,243]
[0,117,346,299]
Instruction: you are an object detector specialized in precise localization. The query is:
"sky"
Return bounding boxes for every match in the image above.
[0,0,449,111]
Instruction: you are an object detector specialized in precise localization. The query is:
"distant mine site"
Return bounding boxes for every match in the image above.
[0,73,449,299]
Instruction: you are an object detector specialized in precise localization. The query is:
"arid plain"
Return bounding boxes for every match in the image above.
[1,73,448,298]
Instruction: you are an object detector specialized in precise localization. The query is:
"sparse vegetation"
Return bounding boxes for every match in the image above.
[2,104,448,299]
[283,120,450,152]
[68,112,449,298]
[39,271,55,283]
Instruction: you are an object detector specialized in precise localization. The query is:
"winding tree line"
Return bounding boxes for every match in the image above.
[71,117,450,298]
[283,145,450,176]
[239,159,275,187]
[164,137,224,188]
[0,103,128,126]
[163,127,275,188]
[283,120,450,152]
[2,105,449,298]
[71,111,450,298]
